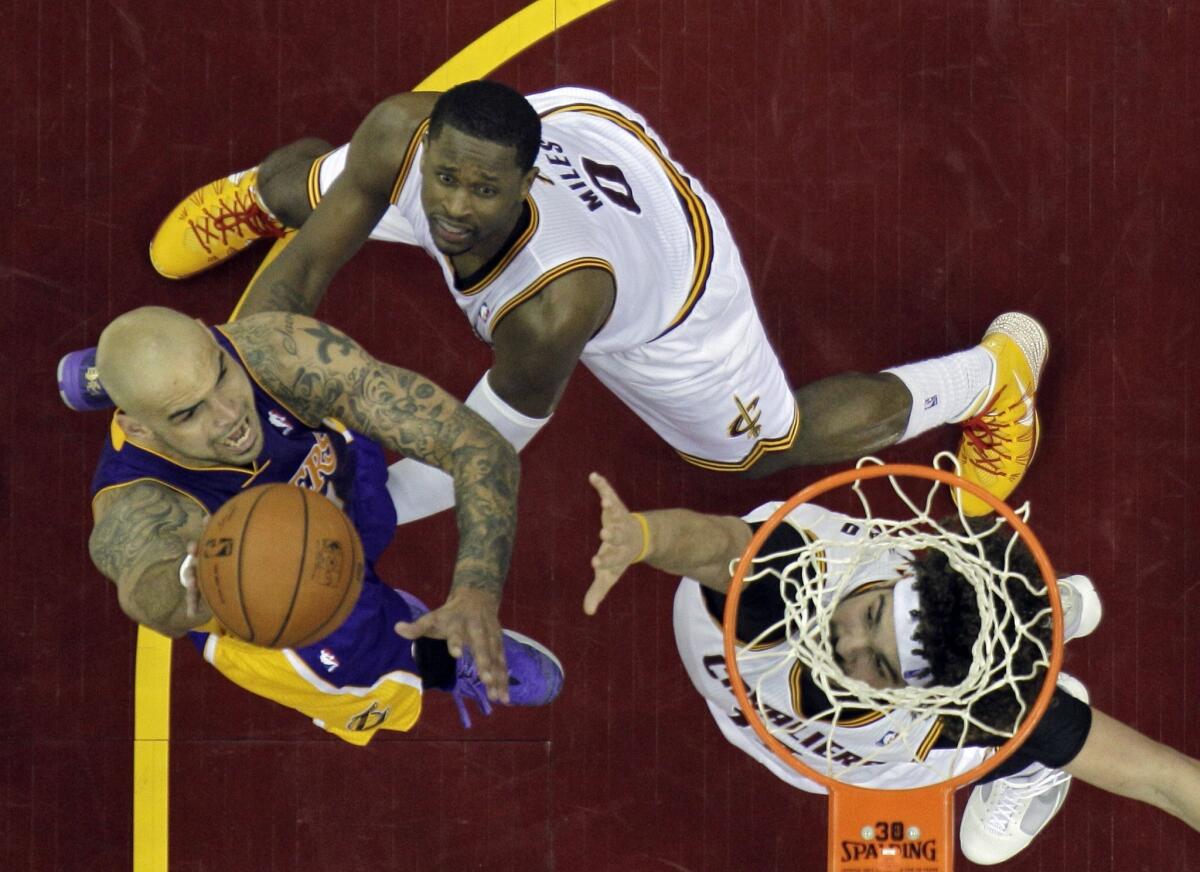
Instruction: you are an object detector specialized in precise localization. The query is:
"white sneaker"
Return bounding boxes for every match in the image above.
[1057,575,1101,641]
[959,673,1090,864]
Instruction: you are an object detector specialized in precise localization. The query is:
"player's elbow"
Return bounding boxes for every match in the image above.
[115,568,193,638]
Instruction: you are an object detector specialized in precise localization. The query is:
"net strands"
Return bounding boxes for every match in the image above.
[734,456,1055,787]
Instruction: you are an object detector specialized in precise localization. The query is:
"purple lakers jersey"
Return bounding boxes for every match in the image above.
[89,326,418,699]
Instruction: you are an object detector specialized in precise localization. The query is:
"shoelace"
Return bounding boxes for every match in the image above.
[188,191,285,255]
[960,389,1035,477]
[984,769,1072,835]
[450,651,493,729]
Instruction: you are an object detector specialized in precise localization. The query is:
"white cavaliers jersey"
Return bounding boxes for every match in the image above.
[323,87,712,349]
[673,501,993,793]
[311,87,800,469]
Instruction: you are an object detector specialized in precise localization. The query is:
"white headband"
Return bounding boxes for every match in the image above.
[892,576,933,686]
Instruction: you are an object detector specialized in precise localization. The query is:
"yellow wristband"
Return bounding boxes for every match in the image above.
[630,512,651,563]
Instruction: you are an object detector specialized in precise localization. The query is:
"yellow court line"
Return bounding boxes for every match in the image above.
[132,626,171,871]
[131,1,616,870]
[414,0,616,91]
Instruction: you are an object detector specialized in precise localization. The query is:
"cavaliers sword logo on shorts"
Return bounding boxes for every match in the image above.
[727,395,764,440]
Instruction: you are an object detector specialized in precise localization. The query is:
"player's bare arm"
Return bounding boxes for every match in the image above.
[89,482,212,637]
[227,311,518,698]
[584,472,751,614]
[487,268,616,418]
[228,311,518,598]
[1064,707,1200,832]
[237,93,442,319]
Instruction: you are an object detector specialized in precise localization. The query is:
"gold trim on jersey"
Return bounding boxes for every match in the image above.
[676,399,801,472]
[454,198,541,297]
[306,117,429,212]
[488,256,615,333]
[307,150,334,210]
[540,102,714,339]
[106,415,274,481]
[916,718,945,761]
[786,660,886,727]
[701,593,780,652]
[92,476,211,516]
[389,119,431,206]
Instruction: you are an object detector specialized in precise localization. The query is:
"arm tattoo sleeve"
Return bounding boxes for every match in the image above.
[229,313,519,599]
[89,482,210,634]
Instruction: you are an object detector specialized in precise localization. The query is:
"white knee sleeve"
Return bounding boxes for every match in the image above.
[385,371,550,524]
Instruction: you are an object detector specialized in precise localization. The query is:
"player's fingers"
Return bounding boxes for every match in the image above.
[458,611,503,696]
[439,616,467,660]
[394,611,443,641]
[583,570,620,615]
[589,472,624,511]
[472,629,509,704]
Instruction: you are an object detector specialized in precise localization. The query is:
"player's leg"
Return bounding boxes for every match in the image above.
[254,137,332,225]
[744,328,1003,474]
[147,137,330,280]
[739,371,912,476]
[743,313,1048,515]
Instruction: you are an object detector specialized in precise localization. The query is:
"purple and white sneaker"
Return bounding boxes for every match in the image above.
[451,630,564,728]
[57,347,115,411]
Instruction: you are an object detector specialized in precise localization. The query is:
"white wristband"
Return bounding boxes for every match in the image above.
[179,553,197,588]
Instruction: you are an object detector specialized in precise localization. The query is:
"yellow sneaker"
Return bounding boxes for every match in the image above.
[954,313,1049,516]
[149,168,286,279]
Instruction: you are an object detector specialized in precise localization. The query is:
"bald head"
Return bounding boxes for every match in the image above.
[96,306,217,413]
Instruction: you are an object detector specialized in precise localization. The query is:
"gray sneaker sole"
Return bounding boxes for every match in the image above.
[986,312,1050,387]
[502,629,565,677]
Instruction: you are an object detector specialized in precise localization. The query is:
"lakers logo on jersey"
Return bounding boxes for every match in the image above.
[727,395,764,440]
[346,700,390,732]
[289,433,338,491]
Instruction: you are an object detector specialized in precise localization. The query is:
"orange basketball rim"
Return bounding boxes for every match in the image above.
[722,462,1064,872]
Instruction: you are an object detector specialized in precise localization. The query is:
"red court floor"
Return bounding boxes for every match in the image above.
[3,1,1198,870]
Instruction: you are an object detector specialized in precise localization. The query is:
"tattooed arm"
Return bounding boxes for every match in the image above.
[226,311,519,700]
[90,482,212,637]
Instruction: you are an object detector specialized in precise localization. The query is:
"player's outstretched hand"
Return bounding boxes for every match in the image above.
[585,471,647,615]
[395,587,510,703]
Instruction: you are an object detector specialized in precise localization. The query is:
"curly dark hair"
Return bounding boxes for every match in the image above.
[908,516,1053,743]
[429,80,542,172]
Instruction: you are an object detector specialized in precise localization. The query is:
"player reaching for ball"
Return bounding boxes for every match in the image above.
[87,305,562,744]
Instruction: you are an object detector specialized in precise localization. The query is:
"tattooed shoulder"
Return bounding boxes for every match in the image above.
[89,481,208,585]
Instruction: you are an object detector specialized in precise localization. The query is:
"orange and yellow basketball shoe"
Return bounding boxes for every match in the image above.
[954,312,1049,516]
[149,168,287,279]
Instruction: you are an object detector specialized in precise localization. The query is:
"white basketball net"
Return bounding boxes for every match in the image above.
[734,453,1056,786]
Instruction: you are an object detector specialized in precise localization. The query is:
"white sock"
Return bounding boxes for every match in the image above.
[884,346,995,441]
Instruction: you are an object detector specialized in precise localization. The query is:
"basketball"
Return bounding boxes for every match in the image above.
[196,483,364,649]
